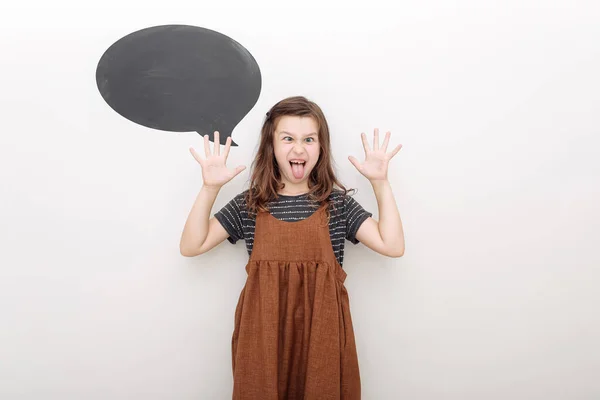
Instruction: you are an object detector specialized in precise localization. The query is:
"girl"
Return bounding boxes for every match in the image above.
[180,96,404,399]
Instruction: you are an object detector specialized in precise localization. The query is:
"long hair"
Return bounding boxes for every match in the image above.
[244,96,355,220]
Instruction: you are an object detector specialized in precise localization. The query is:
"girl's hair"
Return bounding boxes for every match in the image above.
[244,96,355,220]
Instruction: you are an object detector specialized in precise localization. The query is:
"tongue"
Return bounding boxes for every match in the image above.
[291,162,305,179]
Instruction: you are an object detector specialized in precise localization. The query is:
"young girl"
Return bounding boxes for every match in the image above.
[180,96,404,399]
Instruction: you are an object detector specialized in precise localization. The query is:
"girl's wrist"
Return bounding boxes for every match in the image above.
[202,184,222,193]
[369,178,390,188]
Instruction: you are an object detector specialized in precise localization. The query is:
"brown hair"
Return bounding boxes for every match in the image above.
[244,96,355,220]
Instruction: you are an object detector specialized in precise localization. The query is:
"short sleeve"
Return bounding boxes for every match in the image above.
[345,195,373,244]
[214,194,244,244]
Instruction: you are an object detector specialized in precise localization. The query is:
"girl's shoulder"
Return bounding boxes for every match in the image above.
[235,189,250,200]
[233,189,250,208]
[329,188,345,203]
[328,188,358,213]
[218,189,250,214]
[329,187,357,203]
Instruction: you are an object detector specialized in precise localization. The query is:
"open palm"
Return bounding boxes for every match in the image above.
[348,128,402,182]
[189,131,246,188]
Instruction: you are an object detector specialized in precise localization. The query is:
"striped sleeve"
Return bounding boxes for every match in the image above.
[214,194,244,244]
[344,195,373,244]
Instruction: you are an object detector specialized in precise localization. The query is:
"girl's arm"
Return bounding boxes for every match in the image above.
[355,179,405,257]
[180,132,246,257]
[180,184,229,257]
[349,129,405,258]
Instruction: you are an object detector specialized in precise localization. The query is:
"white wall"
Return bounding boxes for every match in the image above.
[2,1,599,399]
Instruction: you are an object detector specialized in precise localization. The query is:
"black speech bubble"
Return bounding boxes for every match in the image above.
[96,25,262,146]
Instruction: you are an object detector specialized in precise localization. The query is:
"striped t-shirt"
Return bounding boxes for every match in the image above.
[214,189,372,267]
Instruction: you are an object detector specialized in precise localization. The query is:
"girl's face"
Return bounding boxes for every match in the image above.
[273,116,321,193]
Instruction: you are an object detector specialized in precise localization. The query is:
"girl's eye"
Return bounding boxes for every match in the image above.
[283,136,315,142]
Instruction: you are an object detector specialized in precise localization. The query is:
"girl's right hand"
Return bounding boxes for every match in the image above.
[189,131,246,189]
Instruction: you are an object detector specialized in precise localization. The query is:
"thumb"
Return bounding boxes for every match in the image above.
[189,147,203,166]
[348,156,361,171]
[233,165,246,176]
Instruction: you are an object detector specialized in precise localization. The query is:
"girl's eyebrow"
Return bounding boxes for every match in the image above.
[278,131,318,137]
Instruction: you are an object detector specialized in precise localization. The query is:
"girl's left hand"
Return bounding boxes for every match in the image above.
[348,128,402,182]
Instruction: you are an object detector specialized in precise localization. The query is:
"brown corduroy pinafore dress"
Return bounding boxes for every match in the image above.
[231,203,361,399]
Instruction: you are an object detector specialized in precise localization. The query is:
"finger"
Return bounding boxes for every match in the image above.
[381,131,391,152]
[189,147,204,165]
[348,155,362,172]
[389,144,403,159]
[233,165,246,176]
[373,128,379,151]
[361,132,371,157]
[214,131,220,156]
[203,134,210,158]
[223,136,232,160]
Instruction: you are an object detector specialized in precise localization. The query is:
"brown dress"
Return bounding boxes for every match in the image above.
[231,203,361,399]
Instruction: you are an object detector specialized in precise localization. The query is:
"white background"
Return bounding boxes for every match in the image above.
[1,1,599,398]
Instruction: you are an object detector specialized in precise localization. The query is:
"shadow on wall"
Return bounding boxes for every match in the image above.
[96,24,262,146]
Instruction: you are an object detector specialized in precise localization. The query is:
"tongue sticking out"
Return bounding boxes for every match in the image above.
[291,162,305,179]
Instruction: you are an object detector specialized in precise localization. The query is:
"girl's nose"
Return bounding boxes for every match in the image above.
[293,143,305,153]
